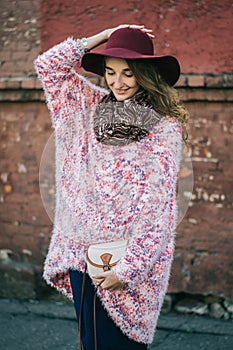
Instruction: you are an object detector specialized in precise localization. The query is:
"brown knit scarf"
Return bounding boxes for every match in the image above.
[93,90,163,146]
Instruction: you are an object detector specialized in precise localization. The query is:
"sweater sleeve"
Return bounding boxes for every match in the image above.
[113,119,182,287]
[34,37,105,128]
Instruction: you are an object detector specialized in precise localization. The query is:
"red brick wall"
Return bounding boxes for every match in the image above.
[0,0,233,300]
[170,99,233,296]
[0,0,40,78]
[0,101,51,298]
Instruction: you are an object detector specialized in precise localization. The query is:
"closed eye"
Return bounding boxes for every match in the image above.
[124,72,133,78]
[106,70,115,76]
[105,66,134,78]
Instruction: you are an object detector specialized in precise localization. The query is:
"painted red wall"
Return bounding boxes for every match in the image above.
[41,0,233,74]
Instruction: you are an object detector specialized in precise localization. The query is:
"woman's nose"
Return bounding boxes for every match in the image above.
[114,75,123,88]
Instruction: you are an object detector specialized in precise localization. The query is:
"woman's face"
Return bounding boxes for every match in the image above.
[104,57,139,101]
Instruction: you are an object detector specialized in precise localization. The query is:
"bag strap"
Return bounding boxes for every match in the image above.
[93,292,98,350]
[79,265,98,350]
[79,265,87,350]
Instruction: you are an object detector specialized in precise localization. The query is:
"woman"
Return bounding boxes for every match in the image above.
[35,24,189,350]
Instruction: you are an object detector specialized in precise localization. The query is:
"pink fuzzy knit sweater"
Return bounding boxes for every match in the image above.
[35,37,182,344]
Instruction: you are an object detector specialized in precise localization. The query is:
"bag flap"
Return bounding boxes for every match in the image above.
[87,239,127,266]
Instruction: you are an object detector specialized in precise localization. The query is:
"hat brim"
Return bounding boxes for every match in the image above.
[81,48,180,86]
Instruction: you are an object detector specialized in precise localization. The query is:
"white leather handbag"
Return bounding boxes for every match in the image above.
[86,239,128,278]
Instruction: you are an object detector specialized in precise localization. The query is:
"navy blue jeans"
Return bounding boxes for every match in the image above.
[69,270,148,350]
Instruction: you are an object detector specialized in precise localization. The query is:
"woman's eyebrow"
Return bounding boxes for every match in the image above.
[105,66,132,72]
[105,66,114,70]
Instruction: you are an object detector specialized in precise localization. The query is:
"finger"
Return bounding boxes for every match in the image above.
[130,26,155,38]
[146,33,155,38]
[100,279,109,289]
[92,277,104,286]
[102,282,116,290]
[130,25,145,28]
[99,276,115,289]
[141,28,154,35]
[92,273,107,279]
[142,31,155,38]
[97,279,104,287]
[121,24,144,30]
[142,29,154,33]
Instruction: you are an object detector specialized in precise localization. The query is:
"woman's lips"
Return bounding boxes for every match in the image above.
[115,89,129,94]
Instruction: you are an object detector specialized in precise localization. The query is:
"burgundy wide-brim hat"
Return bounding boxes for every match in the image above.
[81,28,180,86]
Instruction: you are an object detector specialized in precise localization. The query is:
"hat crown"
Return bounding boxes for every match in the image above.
[106,28,154,56]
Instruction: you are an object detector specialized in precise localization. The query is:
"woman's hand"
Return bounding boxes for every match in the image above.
[105,24,154,39]
[92,270,124,291]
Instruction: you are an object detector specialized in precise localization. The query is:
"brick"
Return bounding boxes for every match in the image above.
[34,79,42,89]
[181,88,232,102]
[206,75,224,88]
[0,90,22,101]
[0,89,46,102]
[0,90,21,101]
[0,50,11,61]
[21,79,36,89]
[225,74,233,87]
[0,62,17,76]
[12,51,29,60]
[0,81,7,89]
[188,75,205,87]
[6,80,21,89]
[15,40,31,51]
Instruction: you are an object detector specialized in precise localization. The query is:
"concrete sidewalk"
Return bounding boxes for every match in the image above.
[1,298,233,350]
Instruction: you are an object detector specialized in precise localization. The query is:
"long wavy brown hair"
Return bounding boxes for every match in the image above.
[126,59,189,140]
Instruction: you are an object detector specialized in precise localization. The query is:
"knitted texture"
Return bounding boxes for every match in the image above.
[34,37,182,344]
